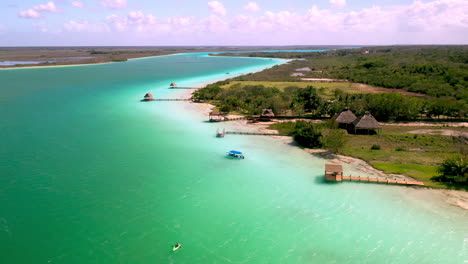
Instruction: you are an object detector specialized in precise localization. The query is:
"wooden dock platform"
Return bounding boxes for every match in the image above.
[324,164,424,186]
[224,131,286,136]
[341,176,424,186]
[169,87,199,89]
[141,98,192,101]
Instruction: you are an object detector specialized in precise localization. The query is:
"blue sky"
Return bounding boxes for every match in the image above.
[0,0,467,46]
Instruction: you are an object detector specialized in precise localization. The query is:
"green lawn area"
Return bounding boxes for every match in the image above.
[372,162,467,190]
[220,81,365,97]
[371,162,442,188]
[341,131,459,165]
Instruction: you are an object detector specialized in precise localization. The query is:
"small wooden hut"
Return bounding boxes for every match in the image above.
[352,111,381,134]
[334,107,357,129]
[142,92,154,101]
[209,112,226,122]
[325,164,343,182]
[170,82,177,87]
[260,109,275,121]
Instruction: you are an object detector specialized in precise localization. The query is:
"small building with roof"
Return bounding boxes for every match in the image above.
[352,111,382,134]
[261,109,275,118]
[253,109,275,121]
[141,92,154,101]
[209,112,226,122]
[334,107,357,129]
[325,164,343,182]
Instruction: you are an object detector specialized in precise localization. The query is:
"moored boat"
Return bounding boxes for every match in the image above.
[226,150,245,159]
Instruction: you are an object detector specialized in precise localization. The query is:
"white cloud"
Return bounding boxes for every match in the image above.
[19,1,61,19]
[58,0,468,45]
[64,20,110,33]
[330,0,346,9]
[244,2,260,13]
[208,1,227,16]
[101,0,127,10]
[19,9,42,19]
[71,1,84,8]
[106,11,158,32]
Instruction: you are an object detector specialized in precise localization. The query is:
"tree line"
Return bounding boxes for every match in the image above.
[193,83,467,120]
[215,45,468,102]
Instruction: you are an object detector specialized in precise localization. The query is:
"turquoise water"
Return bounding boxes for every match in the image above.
[1,53,467,263]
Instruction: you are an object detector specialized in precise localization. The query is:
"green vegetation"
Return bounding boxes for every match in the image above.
[112,58,128,62]
[268,122,466,188]
[371,163,445,189]
[269,121,347,153]
[201,46,468,189]
[433,156,468,185]
[320,129,348,153]
[194,83,323,116]
[219,46,468,100]
[293,122,324,148]
[195,81,465,120]
[221,81,366,96]
[214,46,467,119]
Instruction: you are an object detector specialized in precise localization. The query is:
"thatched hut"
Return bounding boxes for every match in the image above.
[142,92,154,101]
[334,107,357,129]
[259,109,275,121]
[170,82,177,87]
[352,111,381,134]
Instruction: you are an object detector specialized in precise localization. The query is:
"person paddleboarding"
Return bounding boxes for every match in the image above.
[173,243,182,252]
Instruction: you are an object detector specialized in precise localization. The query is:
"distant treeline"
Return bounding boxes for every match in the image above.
[215,46,468,101]
[193,83,467,121]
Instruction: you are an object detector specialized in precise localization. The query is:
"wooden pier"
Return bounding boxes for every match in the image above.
[341,176,424,186]
[169,87,199,89]
[325,164,424,186]
[141,98,192,102]
[152,98,192,101]
[216,130,286,136]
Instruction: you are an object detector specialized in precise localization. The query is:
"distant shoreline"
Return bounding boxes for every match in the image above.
[0,53,184,70]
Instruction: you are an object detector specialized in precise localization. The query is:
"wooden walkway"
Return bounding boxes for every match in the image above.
[143,98,192,101]
[209,117,250,122]
[169,87,199,89]
[342,176,424,186]
[224,131,286,136]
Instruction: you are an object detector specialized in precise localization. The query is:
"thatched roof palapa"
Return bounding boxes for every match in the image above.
[335,107,357,124]
[144,92,153,98]
[352,111,381,129]
[261,109,275,117]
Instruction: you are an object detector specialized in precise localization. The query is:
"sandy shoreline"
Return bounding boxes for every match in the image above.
[178,86,468,211]
[0,53,183,70]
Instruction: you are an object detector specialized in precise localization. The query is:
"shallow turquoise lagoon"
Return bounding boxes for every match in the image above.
[0,53,467,263]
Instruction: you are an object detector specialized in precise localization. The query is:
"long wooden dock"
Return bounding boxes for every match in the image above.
[169,87,199,89]
[224,131,286,136]
[324,164,424,186]
[342,176,424,186]
[142,98,192,101]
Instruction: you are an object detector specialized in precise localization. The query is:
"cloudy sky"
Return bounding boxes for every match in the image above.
[0,0,467,46]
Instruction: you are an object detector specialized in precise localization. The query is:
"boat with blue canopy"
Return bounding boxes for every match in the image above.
[226,150,245,159]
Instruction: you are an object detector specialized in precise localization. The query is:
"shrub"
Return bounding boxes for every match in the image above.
[371,144,381,150]
[293,122,323,148]
[395,147,406,151]
[432,156,468,184]
[321,129,348,153]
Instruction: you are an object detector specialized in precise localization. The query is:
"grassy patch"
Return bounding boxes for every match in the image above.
[341,129,460,165]
[269,122,298,135]
[372,162,467,190]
